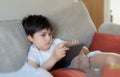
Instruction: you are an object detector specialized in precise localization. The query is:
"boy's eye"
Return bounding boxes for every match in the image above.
[41,34,45,36]
[40,34,45,36]
[49,33,52,36]
[40,33,52,37]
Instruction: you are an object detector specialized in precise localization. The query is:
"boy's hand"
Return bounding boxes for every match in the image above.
[65,39,79,46]
[81,46,89,55]
[52,43,69,61]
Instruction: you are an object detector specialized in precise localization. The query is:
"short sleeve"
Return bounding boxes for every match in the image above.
[27,46,39,64]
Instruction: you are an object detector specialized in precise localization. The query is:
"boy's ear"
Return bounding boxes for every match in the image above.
[27,35,33,42]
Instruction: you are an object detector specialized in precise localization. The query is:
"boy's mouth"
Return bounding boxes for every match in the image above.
[46,42,51,46]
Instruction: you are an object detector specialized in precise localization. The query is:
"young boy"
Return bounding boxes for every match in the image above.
[22,15,80,71]
[22,15,120,72]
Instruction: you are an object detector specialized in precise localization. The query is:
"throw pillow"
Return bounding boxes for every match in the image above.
[89,32,120,54]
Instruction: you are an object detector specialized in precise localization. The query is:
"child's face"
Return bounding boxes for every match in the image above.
[28,29,53,51]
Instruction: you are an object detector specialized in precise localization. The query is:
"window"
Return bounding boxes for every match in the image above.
[110,0,120,24]
[104,0,120,24]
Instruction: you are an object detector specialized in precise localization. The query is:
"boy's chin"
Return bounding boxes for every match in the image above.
[44,47,50,51]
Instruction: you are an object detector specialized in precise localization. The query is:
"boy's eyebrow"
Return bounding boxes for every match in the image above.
[39,32,46,34]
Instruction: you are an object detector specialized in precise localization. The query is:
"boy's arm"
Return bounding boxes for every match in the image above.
[40,56,58,71]
[28,60,39,68]
[40,43,69,71]
[27,56,58,71]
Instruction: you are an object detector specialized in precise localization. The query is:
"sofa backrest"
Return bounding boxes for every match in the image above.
[0,0,96,72]
[98,23,120,36]
[0,21,30,72]
[49,1,96,47]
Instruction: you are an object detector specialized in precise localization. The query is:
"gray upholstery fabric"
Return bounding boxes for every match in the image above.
[98,23,120,36]
[49,1,96,47]
[0,21,30,72]
[0,0,96,72]
[0,63,53,77]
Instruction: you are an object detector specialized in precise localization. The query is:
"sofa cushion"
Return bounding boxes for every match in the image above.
[0,21,30,72]
[89,32,120,54]
[51,68,86,77]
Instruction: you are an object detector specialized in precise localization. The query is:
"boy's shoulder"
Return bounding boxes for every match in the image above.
[28,44,40,53]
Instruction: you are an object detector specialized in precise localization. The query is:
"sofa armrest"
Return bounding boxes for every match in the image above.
[98,23,120,36]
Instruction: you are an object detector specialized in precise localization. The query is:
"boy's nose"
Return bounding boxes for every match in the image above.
[46,35,51,40]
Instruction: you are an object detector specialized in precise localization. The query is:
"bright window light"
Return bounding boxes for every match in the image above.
[111,0,120,24]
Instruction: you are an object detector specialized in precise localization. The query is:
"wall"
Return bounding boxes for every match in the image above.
[83,0,104,29]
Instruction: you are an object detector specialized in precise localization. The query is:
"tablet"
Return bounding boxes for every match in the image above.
[51,43,85,70]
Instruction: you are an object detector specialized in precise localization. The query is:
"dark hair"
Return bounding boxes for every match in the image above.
[22,15,54,37]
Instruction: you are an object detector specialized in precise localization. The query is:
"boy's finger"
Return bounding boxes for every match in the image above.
[56,43,65,48]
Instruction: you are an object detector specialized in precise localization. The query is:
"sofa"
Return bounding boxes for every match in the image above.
[0,0,120,77]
